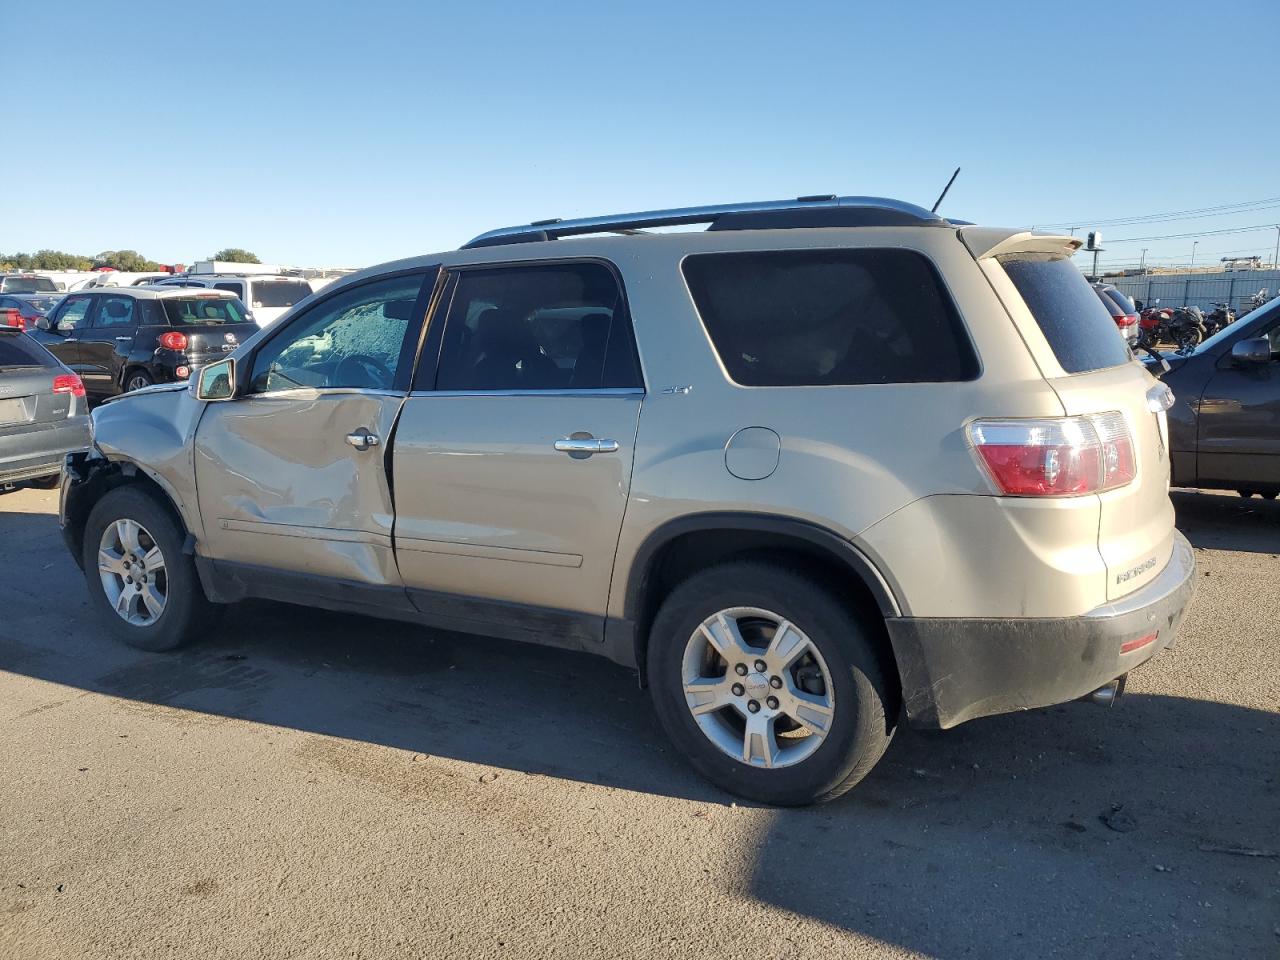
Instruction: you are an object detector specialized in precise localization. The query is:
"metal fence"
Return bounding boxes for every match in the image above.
[1105,270,1280,314]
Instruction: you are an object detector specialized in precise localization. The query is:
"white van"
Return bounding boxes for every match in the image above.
[149,274,314,327]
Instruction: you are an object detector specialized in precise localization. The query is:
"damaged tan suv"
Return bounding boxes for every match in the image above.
[60,196,1195,805]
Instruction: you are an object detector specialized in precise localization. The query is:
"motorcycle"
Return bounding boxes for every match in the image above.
[1240,288,1272,316]
[1204,301,1236,336]
[1136,302,1174,350]
[1169,306,1207,353]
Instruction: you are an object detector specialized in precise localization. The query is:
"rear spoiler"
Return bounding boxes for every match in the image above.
[960,227,1082,260]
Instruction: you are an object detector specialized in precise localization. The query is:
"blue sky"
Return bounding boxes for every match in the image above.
[5,1,1278,270]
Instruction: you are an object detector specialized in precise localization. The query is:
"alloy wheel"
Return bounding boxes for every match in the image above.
[97,518,167,626]
[681,607,836,769]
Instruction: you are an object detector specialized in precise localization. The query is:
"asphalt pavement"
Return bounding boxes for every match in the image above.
[0,486,1276,960]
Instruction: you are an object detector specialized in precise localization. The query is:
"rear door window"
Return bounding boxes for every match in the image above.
[93,295,136,328]
[1000,255,1130,373]
[213,281,245,298]
[682,249,977,386]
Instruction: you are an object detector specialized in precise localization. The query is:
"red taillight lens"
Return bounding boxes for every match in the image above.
[52,374,86,398]
[1116,313,1139,328]
[158,331,188,351]
[969,413,1136,497]
[0,308,25,330]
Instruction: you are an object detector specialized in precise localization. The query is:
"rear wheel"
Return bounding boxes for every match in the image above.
[83,486,218,651]
[124,370,153,392]
[647,562,897,805]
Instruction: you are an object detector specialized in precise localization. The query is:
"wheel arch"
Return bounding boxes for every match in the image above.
[620,513,902,680]
[63,454,193,571]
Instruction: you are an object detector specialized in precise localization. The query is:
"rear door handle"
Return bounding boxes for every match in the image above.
[554,436,619,456]
[114,336,132,341]
[345,429,380,451]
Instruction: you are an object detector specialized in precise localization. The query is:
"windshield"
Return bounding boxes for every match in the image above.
[250,280,311,309]
[1194,297,1280,355]
[161,296,250,325]
[2,276,57,293]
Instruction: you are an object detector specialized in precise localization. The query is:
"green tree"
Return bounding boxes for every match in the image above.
[94,250,162,272]
[210,248,260,264]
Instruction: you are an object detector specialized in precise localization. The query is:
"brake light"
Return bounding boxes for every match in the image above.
[52,374,86,398]
[0,307,25,330]
[968,413,1136,496]
[158,331,188,351]
[1116,313,1139,328]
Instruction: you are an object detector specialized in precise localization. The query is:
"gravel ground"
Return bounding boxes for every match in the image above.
[0,485,1276,960]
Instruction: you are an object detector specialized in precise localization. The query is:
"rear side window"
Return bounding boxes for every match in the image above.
[1001,256,1130,373]
[428,262,642,392]
[682,249,977,386]
[0,332,56,367]
[1104,288,1136,315]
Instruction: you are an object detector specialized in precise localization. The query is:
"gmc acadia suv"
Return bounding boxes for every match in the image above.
[59,195,1195,805]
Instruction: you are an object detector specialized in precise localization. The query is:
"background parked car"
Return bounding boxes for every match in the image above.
[0,327,89,489]
[29,288,258,400]
[0,274,59,294]
[1151,297,1280,498]
[0,293,64,331]
[1091,282,1139,343]
[150,274,314,326]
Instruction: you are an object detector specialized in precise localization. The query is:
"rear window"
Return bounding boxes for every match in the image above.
[250,280,311,309]
[682,249,978,386]
[1,276,57,293]
[1104,288,1137,315]
[1000,256,1131,373]
[18,295,60,316]
[160,297,250,325]
[0,332,56,367]
[1092,288,1123,318]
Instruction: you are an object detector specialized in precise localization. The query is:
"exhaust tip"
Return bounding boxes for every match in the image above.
[1085,674,1128,707]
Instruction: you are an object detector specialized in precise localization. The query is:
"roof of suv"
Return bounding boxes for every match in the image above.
[79,286,239,301]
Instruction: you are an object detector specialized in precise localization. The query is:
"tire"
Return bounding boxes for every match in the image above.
[82,486,218,651]
[124,370,153,393]
[29,474,61,489]
[646,562,898,805]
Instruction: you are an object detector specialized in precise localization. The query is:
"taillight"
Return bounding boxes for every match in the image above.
[52,374,86,398]
[1117,313,1139,328]
[968,413,1136,497]
[0,307,25,330]
[158,331,188,351]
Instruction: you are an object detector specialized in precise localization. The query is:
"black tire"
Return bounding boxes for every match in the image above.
[646,562,898,805]
[29,474,61,489]
[82,486,219,651]
[124,369,153,392]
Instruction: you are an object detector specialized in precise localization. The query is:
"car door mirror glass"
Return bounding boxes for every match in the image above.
[35,315,55,332]
[194,358,236,401]
[1231,338,1271,365]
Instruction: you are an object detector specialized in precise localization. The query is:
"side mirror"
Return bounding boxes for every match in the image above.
[1231,338,1272,365]
[34,315,54,332]
[194,358,236,401]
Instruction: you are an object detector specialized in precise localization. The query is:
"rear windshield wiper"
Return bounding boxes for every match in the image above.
[1136,343,1171,377]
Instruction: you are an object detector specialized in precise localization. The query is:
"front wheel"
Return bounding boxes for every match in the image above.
[647,562,898,805]
[82,486,219,651]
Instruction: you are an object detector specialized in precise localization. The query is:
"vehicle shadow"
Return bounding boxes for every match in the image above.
[1,502,1276,957]
[1172,487,1280,554]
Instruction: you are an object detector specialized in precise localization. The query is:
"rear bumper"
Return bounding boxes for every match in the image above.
[0,417,91,483]
[887,530,1196,729]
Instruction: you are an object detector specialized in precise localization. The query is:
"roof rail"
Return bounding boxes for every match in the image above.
[463,195,948,248]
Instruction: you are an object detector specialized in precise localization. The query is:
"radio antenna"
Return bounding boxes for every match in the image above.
[931,167,961,214]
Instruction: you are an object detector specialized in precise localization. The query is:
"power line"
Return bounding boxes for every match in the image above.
[1104,223,1280,244]
[1034,196,1280,230]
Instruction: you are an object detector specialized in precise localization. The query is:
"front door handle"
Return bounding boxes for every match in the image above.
[114,336,132,341]
[554,436,620,457]
[345,429,380,451]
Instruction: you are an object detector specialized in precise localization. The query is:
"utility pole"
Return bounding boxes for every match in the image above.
[1140,248,1148,271]
[1191,241,1198,270]
[1273,225,1279,269]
